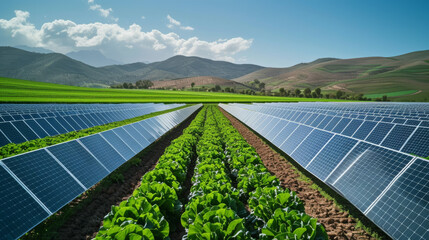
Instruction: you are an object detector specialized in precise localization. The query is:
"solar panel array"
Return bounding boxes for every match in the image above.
[220,102,429,240]
[0,103,183,147]
[0,104,201,240]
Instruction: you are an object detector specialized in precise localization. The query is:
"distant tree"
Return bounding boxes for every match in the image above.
[136,80,153,89]
[311,92,318,98]
[315,88,321,97]
[225,87,231,92]
[279,88,286,96]
[259,82,265,90]
[336,90,344,99]
[191,82,195,89]
[295,89,301,97]
[123,82,130,89]
[231,88,235,93]
[215,85,221,92]
[254,79,260,84]
[382,95,388,101]
[304,88,311,97]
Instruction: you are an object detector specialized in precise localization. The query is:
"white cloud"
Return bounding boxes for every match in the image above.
[0,10,252,63]
[88,0,117,21]
[167,14,194,31]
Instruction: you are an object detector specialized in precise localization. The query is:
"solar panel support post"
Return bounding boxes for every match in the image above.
[0,161,52,215]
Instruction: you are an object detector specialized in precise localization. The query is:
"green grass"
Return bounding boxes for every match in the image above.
[0,77,344,103]
[318,64,378,73]
[364,90,419,98]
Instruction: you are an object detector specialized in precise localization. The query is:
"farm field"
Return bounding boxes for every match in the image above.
[0,77,344,103]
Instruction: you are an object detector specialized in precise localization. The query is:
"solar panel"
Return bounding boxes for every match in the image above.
[306,135,358,180]
[100,130,135,160]
[55,117,75,132]
[381,125,416,150]
[11,121,39,141]
[112,128,142,153]
[366,158,429,240]
[45,118,68,134]
[401,127,429,157]
[291,129,333,167]
[219,102,429,240]
[35,118,59,136]
[63,116,81,131]
[48,141,109,189]
[0,122,26,143]
[0,130,11,146]
[0,165,49,240]
[79,134,126,172]
[279,125,313,154]
[122,125,150,148]
[133,122,156,142]
[3,149,85,212]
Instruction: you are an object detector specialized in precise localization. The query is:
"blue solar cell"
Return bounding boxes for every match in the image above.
[79,115,95,128]
[294,112,307,122]
[352,121,377,140]
[3,149,85,213]
[342,119,363,136]
[123,125,150,148]
[306,135,357,181]
[291,129,333,167]
[317,115,333,129]
[366,158,429,240]
[280,125,313,155]
[420,121,429,127]
[113,128,142,153]
[266,120,288,140]
[310,115,325,127]
[392,118,406,124]
[133,122,156,142]
[332,118,351,134]
[366,122,394,144]
[48,141,109,189]
[402,127,429,157]
[304,114,318,125]
[146,118,165,136]
[35,118,58,136]
[55,117,75,132]
[12,121,39,140]
[0,130,11,146]
[70,115,88,129]
[327,142,413,212]
[405,119,420,126]
[11,115,23,121]
[45,118,67,134]
[381,125,416,150]
[0,165,49,240]
[272,122,297,147]
[0,122,27,143]
[2,115,13,121]
[324,117,341,131]
[101,130,135,160]
[80,134,125,172]
[61,116,80,131]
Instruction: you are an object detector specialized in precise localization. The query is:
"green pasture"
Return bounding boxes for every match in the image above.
[0,77,343,103]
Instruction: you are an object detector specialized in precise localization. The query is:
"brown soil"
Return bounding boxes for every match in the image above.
[54,111,199,240]
[219,107,376,240]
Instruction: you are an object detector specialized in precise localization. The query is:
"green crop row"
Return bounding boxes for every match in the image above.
[181,106,251,239]
[94,106,207,240]
[212,107,328,240]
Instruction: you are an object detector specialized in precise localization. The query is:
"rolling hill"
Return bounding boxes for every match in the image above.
[151,76,253,90]
[235,50,429,101]
[0,47,263,87]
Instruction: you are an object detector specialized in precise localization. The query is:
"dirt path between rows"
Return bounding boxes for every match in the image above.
[220,107,376,240]
[54,111,198,240]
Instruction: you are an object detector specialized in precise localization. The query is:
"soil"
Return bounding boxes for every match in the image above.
[54,111,199,240]
[219,107,376,240]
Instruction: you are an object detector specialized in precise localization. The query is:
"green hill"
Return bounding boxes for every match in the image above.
[234,50,429,101]
[0,47,263,87]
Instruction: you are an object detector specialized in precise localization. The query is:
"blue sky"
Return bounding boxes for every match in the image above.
[1,0,428,67]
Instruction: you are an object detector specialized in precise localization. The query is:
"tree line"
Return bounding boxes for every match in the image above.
[110,80,154,89]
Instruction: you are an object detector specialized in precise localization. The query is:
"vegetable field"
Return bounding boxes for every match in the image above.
[94,106,328,239]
